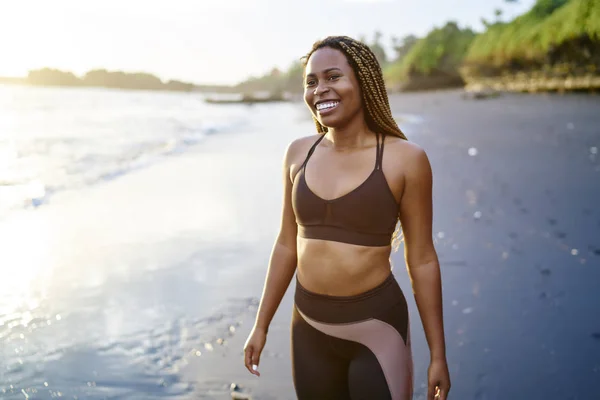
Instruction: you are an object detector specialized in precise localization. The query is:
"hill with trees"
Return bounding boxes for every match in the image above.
[383,22,476,91]
[238,0,599,93]
[22,68,207,92]
[5,0,598,94]
[461,0,600,91]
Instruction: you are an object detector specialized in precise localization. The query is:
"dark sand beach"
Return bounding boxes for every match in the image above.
[1,88,598,400]
[184,90,600,400]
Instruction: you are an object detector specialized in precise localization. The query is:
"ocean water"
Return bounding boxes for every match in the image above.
[2,85,599,399]
[0,85,315,399]
[0,85,252,219]
[1,85,425,399]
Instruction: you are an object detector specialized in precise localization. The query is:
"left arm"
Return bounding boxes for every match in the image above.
[398,145,450,398]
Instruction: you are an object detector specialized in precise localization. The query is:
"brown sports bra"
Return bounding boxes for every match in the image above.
[291,133,399,247]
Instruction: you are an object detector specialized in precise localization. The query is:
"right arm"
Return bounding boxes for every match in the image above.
[243,140,300,375]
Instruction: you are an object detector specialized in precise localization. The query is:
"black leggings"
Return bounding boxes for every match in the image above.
[291,273,413,400]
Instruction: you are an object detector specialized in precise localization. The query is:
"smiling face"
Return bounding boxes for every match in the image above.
[303,47,364,130]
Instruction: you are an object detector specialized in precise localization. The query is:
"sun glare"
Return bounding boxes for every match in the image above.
[0,209,55,324]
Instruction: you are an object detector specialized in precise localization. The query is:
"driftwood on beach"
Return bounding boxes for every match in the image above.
[464,73,600,94]
[204,92,291,105]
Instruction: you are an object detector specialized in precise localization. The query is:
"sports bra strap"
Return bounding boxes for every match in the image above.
[295,134,326,178]
[375,132,386,170]
[295,132,385,177]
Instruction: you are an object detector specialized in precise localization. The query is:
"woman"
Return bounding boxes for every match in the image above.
[243,36,450,400]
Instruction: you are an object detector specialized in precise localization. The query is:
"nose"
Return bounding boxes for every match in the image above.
[314,82,330,96]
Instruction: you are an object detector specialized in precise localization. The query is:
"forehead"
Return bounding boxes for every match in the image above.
[305,47,350,75]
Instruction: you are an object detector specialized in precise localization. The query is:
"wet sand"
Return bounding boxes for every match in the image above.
[388,91,600,399]
[0,103,310,399]
[184,90,600,399]
[1,90,598,399]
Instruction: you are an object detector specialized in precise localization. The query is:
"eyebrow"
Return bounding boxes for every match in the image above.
[305,67,343,78]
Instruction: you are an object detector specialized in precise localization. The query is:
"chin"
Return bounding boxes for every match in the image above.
[317,115,343,129]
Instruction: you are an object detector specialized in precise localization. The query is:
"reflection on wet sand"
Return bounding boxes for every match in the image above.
[1,90,599,399]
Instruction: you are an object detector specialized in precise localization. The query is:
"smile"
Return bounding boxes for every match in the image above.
[316,101,340,115]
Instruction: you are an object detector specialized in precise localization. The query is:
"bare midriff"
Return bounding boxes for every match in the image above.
[295,237,394,296]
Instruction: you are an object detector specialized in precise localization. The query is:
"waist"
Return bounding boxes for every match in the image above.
[294,272,407,323]
[296,244,394,297]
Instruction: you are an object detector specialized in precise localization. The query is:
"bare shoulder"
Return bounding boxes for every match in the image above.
[382,136,432,201]
[384,135,431,176]
[284,134,322,180]
[384,135,426,158]
[286,134,321,156]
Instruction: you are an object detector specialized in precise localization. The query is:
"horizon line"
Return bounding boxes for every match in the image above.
[0,68,245,88]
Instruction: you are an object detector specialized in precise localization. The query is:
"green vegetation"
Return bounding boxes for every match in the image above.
[28,68,81,86]
[237,24,477,93]
[233,31,394,95]
[528,0,600,67]
[463,0,600,77]
[258,0,599,92]
[383,22,476,90]
[5,0,599,94]
[464,0,569,72]
[234,62,303,96]
[24,68,202,92]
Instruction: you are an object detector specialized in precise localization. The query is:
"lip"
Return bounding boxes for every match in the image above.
[314,99,340,107]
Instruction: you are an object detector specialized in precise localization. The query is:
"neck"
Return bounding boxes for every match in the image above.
[325,114,375,150]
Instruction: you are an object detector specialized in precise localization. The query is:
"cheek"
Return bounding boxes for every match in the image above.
[304,91,315,112]
[303,90,311,106]
[336,79,358,101]
[352,87,364,110]
[341,84,362,111]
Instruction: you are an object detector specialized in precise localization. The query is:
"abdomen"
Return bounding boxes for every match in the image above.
[296,237,394,296]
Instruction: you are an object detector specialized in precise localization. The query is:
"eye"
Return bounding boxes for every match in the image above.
[328,75,340,81]
[305,79,316,87]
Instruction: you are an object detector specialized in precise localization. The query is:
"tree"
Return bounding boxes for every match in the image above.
[481,17,492,28]
[495,8,504,22]
[391,34,419,63]
[269,67,282,78]
[369,31,388,65]
[28,68,80,86]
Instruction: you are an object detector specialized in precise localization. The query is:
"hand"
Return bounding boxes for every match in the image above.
[428,358,450,399]
[243,326,267,377]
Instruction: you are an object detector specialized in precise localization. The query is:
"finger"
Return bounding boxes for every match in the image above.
[252,350,262,369]
[440,383,450,400]
[244,347,251,371]
[250,352,261,377]
[244,347,257,375]
[427,383,434,399]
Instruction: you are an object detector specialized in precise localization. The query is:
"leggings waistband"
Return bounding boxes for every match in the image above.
[296,272,396,303]
[294,273,406,324]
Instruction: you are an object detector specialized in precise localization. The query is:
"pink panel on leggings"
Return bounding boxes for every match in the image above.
[297,309,413,400]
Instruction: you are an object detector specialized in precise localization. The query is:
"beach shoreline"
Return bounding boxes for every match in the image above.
[1,89,598,399]
[182,90,600,399]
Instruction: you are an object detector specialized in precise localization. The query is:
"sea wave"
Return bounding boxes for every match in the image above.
[0,85,251,219]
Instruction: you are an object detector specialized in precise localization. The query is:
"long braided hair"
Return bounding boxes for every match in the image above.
[301,35,408,141]
[301,35,408,250]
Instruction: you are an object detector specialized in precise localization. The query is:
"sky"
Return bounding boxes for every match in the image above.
[0,0,536,85]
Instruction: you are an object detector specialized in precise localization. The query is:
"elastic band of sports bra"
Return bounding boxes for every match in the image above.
[298,224,393,247]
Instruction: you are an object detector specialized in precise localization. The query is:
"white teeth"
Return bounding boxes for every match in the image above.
[316,101,339,111]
